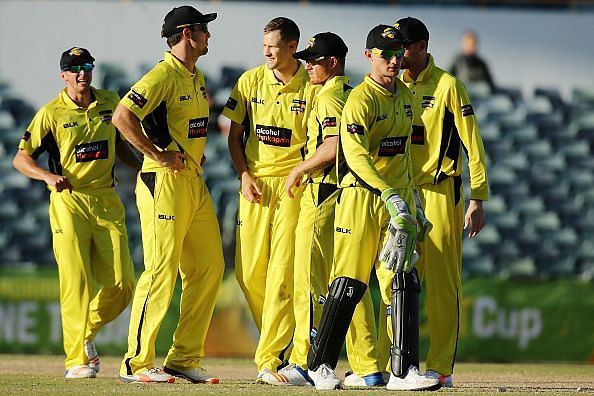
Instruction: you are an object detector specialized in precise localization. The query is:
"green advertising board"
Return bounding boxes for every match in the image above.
[0,269,593,362]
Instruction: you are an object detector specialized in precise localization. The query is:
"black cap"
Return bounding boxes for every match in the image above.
[394,17,429,43]
[366,25,403,50]
[60,47,95,71]
[161,5,217,38]
[293,32,348,61]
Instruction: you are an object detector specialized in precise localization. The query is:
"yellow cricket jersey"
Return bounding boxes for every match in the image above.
[401,55,489,200]
[222,63,310,177]
[306,75,352,185]
[338,75,414,193]
[19,87,121,192]
[120,52,210,173]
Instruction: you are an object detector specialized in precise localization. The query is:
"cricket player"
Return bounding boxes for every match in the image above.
[13,47,138,378]
[304,25,439,391]
[395,17,489,387]
[260,32,384,387]
[114,5,225,384]
[223,17,310,379]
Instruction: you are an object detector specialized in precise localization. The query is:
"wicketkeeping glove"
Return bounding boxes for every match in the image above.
[413,189,432,242]
[380,188,418,272]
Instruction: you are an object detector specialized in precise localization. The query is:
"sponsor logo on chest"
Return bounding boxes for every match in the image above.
[378,136,407,157]
[422,95,435,109]
[188,117,208,138]
[63,121,79,129]
[255,124,292,147]
[291,99,306,114]
[75,140,109,162]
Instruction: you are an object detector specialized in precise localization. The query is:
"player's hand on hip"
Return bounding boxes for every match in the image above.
[241,171,262,203]
[285,166,304,199]
[464,199,486,238]
[381,188,418,272]
[44,173,73,193]
[157,150,186,172]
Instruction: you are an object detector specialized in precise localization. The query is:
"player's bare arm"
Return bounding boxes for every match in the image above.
[112,104,185,172]
[285,135,338,198]
[228,120,262,203]
[464,199,485,238]
[115,139,142,172]
[13,149,73,193]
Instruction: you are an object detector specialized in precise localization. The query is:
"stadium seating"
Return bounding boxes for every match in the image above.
[0,68,592,280]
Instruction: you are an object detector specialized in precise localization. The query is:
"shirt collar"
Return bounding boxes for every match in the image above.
[164,51,196,78]
[59,87,102,109]
[403,54,435,83]
[317,75,350,97]
[364,75,399,97]
[264,62,309,91]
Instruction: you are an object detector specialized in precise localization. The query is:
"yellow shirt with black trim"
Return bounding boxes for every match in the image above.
[19,87,120,192]
[400,54,489,201]
[305,75,352,185]
[120,51,210,173]
[222,63,310,177]
[338,75,414,192]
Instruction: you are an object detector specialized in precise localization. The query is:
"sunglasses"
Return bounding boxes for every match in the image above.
[176,22,209,33]
[370,47,405,60]
[64,63,94,73]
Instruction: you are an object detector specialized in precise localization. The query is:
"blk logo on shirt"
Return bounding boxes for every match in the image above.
[75,140,108,162]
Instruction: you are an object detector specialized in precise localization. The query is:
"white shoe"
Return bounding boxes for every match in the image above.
[386,366,440,391]
[256,368,273,384]
[343,371,385,387]
[83,340,100,374]
[308,363,341,390]
[119,367,175,383]
[425,369,454,387]
[164,365,219,384]
[259,363,313,386]
[65,364,96,379]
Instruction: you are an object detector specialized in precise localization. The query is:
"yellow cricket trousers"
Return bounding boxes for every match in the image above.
[121,169,225,375]
[291,183,380,377]
[235,176,303,371]
[416,176,464,376]
[331,186,416,369]
[49,189,135,370]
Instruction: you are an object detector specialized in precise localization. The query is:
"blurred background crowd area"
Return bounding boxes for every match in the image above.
[0,0,593,280]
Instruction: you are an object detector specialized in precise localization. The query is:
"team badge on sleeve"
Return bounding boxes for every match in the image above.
[322,117,337,129]
[128,90,148,109]
[461,104,475,117]
[226,97,238,111]
[21,131,31,142]
[346,123,364,135]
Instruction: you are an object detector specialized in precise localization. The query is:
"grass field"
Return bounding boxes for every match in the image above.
[0,355,592,395]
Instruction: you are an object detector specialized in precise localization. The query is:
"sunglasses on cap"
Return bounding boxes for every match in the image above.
[176,22,209,33]
[370,47,405,60]
[64,63,94,73]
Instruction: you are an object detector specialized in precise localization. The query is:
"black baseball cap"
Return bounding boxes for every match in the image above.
[293,32,348,61]
[161,5,217,38]
[366,25,403,50]
[60,47,95,71]
[394,17,429,44]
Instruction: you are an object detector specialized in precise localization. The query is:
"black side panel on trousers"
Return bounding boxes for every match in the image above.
[391,268,421,377]
[317,183,338,206]
[140,172,156,198]
[307,277,366,370]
